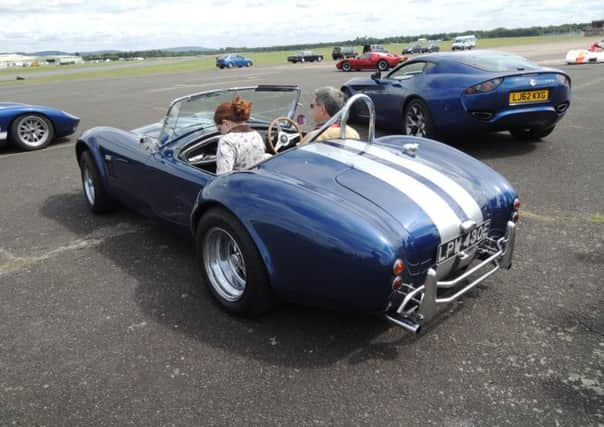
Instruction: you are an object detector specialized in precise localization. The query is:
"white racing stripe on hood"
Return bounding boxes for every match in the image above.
[335,139,483,223]
[301,142,461,241]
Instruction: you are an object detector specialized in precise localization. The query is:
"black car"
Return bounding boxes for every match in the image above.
[422,43,441,53]
[332,46,358,60]
[287,50,324,63]
[402,43,423,54]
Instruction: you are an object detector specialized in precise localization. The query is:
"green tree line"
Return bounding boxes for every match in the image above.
[83,23,588,60]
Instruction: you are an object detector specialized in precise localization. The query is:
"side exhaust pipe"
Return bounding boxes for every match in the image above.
[385,313,422,334]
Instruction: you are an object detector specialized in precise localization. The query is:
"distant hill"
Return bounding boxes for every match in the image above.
[16,50,72,56]
[80,50,122,56]
[161,46,213,53]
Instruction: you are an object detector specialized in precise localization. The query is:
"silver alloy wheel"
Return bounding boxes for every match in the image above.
[342,62,351,71]
[203,227,247,302]
[16,115,50,148]
[405,103,427,137]
[83,165,95,206]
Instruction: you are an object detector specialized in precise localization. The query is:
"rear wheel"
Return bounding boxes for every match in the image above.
[196,208,273,316]
[342,61,352,72]
[377,59,389,71]
[10,114,54,151]
[403,99,435,138]
[510,125,555,141]
[317,56,323,62]
[78,150,116,213]
[227,63,233,69]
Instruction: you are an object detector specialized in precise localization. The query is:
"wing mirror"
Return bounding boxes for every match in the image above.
[371,70,382,81]
[139,134,160,153]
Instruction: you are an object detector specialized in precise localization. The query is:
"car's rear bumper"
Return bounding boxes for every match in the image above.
[386,220,516,333]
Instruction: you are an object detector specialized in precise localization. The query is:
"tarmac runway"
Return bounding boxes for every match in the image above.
[1,46,603,425]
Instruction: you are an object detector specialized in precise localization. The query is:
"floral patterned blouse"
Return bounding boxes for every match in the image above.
[216,126,266,174]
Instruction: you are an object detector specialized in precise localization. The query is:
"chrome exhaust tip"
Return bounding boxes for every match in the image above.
[385,313,422,334]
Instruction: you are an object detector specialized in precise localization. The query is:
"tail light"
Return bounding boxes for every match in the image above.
[464,78,503,94]
[556,74,570,87]
[512,198,520,223]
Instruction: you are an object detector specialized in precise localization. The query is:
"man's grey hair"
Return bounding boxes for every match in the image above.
[313,86,345,117]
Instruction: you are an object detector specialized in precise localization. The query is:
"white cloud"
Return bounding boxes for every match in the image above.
[0,0,595,52]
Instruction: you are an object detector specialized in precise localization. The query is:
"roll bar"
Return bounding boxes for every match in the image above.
[307,93,376,144]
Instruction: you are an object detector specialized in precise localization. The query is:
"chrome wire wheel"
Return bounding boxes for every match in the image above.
[83,165,95,206]
[405,103,427,137]
[15,115,50,148]
[203,227,247,302]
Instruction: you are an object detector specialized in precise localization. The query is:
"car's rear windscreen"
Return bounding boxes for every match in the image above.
[457,53,539,72]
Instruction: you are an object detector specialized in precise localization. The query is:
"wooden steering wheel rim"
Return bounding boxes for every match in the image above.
[267,116,303,154]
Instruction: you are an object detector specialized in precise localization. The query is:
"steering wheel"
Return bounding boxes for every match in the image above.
[267,116,303,154]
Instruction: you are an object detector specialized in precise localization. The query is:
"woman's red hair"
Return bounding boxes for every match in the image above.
[214,96,252,124]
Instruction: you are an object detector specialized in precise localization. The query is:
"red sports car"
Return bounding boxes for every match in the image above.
[336,52,407,72]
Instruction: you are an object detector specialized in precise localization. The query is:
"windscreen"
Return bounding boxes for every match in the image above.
[159,86,300,144]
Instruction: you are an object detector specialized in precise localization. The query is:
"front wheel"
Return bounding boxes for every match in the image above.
[510,125,555,141]
[377,59,389,71]
[196,208,273,316]
[10,114,54,151]
[403,99,435,138]
[341,61,352,72]
[317,56,323,62]
[227,63,233,69]
[78,150,116,213]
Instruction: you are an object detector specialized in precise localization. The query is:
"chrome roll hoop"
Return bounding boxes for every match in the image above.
[307,93,376,145]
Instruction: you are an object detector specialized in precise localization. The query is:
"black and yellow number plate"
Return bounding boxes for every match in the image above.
[509,90,549,105]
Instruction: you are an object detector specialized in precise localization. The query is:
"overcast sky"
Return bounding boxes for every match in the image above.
[0,0,600,52]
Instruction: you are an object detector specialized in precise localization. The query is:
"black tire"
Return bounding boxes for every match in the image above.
[510,125,556,141]
[317,56,323,62]
[10,114,54,151]
[403,98,435,138]
[377,59,389,71]
[78,150,116,213]
[246,62,252,67]
[342,61,352,72]
[300,57,305,63]
[196,207,273,316]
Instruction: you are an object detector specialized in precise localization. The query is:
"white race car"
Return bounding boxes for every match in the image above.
[566,41,604,64]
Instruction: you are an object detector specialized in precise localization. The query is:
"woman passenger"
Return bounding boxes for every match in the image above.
[214,96,266,174]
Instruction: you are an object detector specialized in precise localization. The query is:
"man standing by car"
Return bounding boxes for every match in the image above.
[302,87,360,143]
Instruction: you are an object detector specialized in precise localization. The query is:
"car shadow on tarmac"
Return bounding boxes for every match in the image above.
[41,191,465,368]
[0,136,72,156]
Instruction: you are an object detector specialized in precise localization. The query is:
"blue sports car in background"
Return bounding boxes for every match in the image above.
[0,102,80,151]
[342,50,571,141]
[216,54,253,69]
[75,86,519,333]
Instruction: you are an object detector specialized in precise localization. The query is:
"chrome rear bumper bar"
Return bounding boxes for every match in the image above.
[387,221,516,334]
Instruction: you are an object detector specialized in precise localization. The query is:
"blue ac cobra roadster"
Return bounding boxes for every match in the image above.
[342,50,571,141]
[76,85,519,333]
[0,102,80,150]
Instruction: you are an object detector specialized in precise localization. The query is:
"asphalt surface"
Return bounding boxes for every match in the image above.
[1,49,603,426]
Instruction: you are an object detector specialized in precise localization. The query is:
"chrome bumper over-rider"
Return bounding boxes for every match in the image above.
[386,221,517,334]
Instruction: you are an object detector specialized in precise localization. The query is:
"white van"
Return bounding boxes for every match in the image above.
[451,35,477,51]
